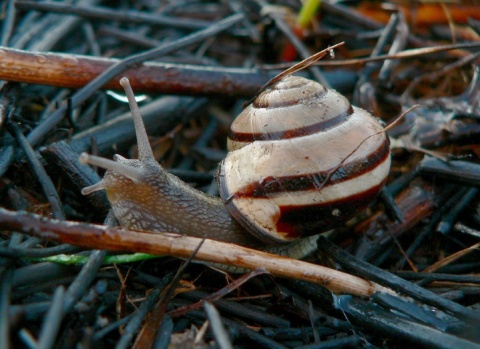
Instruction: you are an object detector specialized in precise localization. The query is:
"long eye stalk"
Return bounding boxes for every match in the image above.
[119,77,155,162]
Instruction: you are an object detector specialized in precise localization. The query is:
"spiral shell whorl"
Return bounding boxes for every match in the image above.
[219,75,391,244]
[227,76,354,151]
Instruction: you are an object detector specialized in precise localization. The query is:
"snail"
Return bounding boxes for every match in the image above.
[79,54,391,255]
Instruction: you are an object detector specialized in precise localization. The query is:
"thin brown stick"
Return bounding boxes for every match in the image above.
[0,207,393,297]
[422,241,480,274]
[168,269,269,318]
[263,42,480,69]
[260,42,344,93]
[0,47,272,97]
[243,42,344,107]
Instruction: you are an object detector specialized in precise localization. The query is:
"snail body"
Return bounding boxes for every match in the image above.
[80,74,390,251]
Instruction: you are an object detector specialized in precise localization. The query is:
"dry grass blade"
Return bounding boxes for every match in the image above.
[422,241,480,274]
[263,42,480,69]
[259,42,345,92]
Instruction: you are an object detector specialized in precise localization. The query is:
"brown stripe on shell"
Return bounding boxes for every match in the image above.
[228,104,354,143]
[233,136,390,198]
[275,180,387,239]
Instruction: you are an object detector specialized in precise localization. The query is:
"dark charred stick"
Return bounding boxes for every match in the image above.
[13,280,88,308]
[12,263,73,289]
[280,280,338,319]
[15,1,211,30]
[19,0,91,53]
[436,187,479,235]
[321,2,383,31]
[261,326,338,341]
[1,0,16,46]
[306,335,364,348]
[0,268,13,349]
[64,280,107,344]
[0,181,41,219]
[386,167,420,196]
[353,12,399,109]
[318,237,480,324]
[0,244,79,259]
[9,302,51,326]
[37,286,65,349]
[228,322,287,349]
[116,286,163,349]
[92,314,134,342]
[178,116,219,170]
[371,245,397,268]
[370,292,449,330]
[82,22,100,56]
[68,96,208,155]
[178,290,290,328]
[256,0,329,87]
[377,12,409,89]
[153,315,174,348]
[394,271,480,285]
[185,309,289,349]
[8,120,65,220]
[379,187,404,223]
[62,250,107,313]
[38,89,70,122]
[97,26,164,48]
[227,1,261,42]
[420,157,480,187]
[0,96,10,128]
[333,295,480,349]
[10,12,45,49]
[40,141,109,216]
[438,287,480,303]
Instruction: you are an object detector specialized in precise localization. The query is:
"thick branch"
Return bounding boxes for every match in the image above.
[0,207,393,297]
[0,47,272,97]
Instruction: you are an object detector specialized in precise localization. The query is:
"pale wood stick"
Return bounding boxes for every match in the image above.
[0,207,394,297]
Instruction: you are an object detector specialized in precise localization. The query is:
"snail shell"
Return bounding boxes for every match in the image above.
[218,75,391,243]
